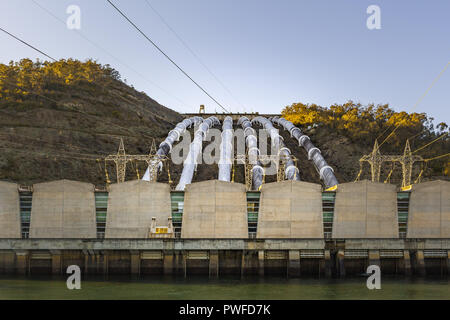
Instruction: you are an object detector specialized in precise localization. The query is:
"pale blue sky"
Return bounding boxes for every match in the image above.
[0,0,449,124]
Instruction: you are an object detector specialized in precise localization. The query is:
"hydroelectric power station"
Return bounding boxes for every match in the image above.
[0,114,448,277]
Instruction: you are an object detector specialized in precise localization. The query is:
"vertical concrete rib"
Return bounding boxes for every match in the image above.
[29,180,96,238]
[257,181,323,238]
[105,180,172,238]
[332,180,399,238]
[0,181,21,238]
[181,180,248,238]
[407,180,450,238]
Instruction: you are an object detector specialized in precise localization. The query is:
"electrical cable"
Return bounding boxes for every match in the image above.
[106,0,230,113]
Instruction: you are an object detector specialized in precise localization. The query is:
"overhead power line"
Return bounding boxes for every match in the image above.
[0,26,56,61]
[0,75,154,139]
[413,132,448,154]
[0,22,177,127]
[0,27,170,135]
[31,0,193,112]
[375,61,450,152]
[424,152,450,162]
[106,0,230,113]
[144,0,245,112]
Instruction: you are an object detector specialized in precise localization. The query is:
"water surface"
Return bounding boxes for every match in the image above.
[0,276,448,300]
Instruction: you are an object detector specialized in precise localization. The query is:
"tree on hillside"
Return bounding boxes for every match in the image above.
[0,58,121,102]
[282,101,449,177]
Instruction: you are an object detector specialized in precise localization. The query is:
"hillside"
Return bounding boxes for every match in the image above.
[0,59,182,185]
[0,59,447,187]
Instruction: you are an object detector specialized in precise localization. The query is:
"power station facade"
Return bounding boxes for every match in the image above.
[0,116,448,277]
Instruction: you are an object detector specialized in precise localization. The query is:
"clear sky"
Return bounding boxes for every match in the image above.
[0,0,449,123]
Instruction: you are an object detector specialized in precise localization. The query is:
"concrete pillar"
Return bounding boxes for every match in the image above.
[92,253,98,275]
[103,252,109,276]
[182,252,187,278]
[15,251,29,275]
[174,251,184,276]
[258,250,265,277]
[448,251,450,276]
[83,251,97,276]
[288,250,300,278]
[337,250,345,278]
[130,251,140,276]
[209,250,219,278]
[0,251,16,274]
[163,252,174,275]
[415,250,426,276]
[51,250,62,275]
[240,251,246,279]
[324,250,332,278]
[369,250,380,267]
[403,250,412,276]
[96,254,100,274]
[84,253,89,276]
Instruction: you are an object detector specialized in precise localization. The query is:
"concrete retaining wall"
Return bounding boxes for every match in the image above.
[257,181,324,238]
[105,180,172,238]
[181,180,248,238]
[407,180,450,238]
[29,180,96,238]
[332,180,399,238]
[0,181,21,238]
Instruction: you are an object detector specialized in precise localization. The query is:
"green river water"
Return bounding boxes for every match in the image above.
[0,276,448,299]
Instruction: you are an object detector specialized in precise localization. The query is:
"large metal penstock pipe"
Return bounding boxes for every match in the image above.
[175,116,220,190]
[271,117,338,188]
[238,116,264,190]
[142,116,203,181]
[218,116,233,182]
[252,116,300,181]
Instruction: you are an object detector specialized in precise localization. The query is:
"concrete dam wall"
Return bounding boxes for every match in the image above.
[407,180,450,238]
[0,181,21,238]
[181,180,248,239]
[105,180,172,238]
[0,179,449,276]
[29,180,96,239]
[257,181,324,238]
[332,180,399,238]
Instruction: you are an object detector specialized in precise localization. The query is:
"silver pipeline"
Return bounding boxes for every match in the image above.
[142,116,203,181]
[175,116,220,190]
[271,117,338,189]
[238,116,264,190]
[252,116,300,181]
[218,116,233,182]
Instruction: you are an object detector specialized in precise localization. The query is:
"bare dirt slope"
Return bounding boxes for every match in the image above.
[0,77,182,185]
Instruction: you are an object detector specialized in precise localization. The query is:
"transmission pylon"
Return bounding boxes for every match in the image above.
[360,139,383,183]
[104,138,128,184]
[398,139,423,188]
[105,138,168,183]
[359,139,423,188]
